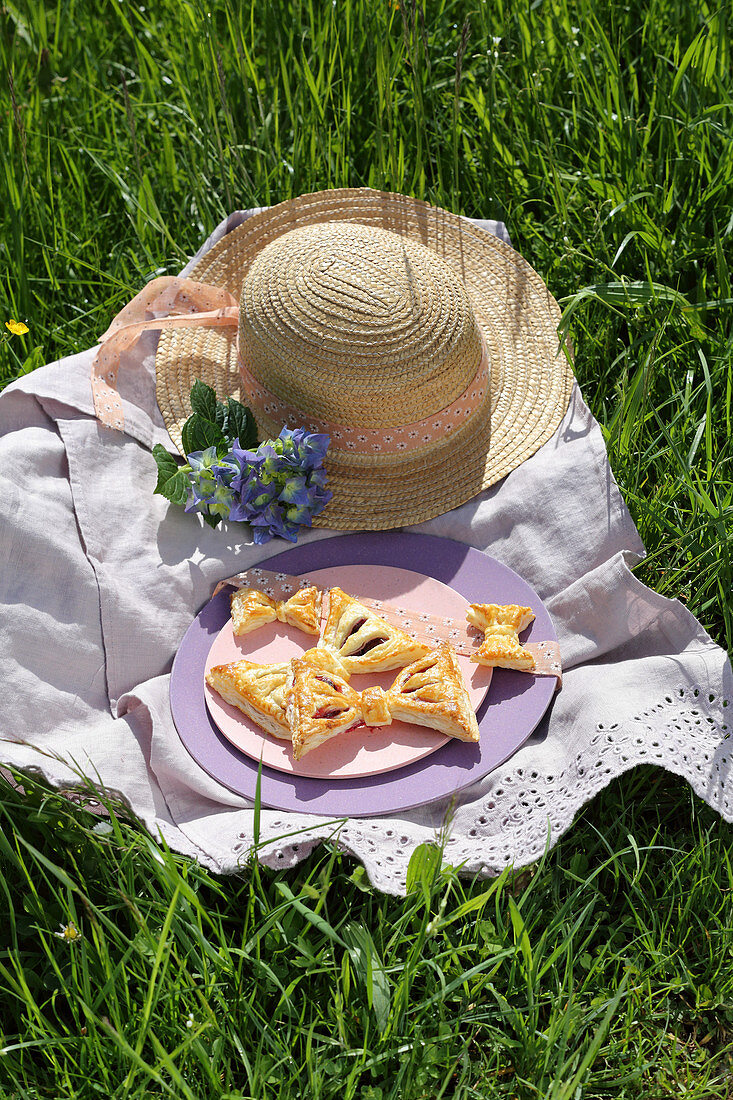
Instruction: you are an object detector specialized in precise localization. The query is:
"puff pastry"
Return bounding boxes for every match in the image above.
[376,642,480,742]
[467,603,536,670]
[206,647,348,745]
[286,652,362,760]
[287,642,479,757]
[296,646,351,679]
[206,659,293,740]
[320,587,430,673]
[230,585,321,636]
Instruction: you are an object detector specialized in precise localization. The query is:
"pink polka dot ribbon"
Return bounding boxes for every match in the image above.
[91,274,489,452]
[237,337,490,455]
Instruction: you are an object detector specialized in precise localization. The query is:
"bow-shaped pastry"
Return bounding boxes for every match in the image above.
[286,642,479,759]
[467,603,536,670]
[230,585,321,636]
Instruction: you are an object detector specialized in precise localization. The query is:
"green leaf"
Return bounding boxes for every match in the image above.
[215,399,228,435]
[253,754,263,848]
[189,380,218,420]
[201,511,222,528]
[406,841,442,904]
[181,381,228,453]
[273,883,347,949]
[553,974,629,1100]
[226,397,258,448]
[181,410,225,454]
[347,865,374,893]
[507,896,533,975]
[17,346,45,377]
[152,444,189,506]
[441,868,510,927]
[180,417,196,457]
[342,922,391,1033]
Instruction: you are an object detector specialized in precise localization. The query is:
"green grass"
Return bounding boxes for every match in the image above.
[1,0,732,1094]
[1,769,732,1098]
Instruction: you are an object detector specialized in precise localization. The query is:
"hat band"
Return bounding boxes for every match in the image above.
[238,336,489,457]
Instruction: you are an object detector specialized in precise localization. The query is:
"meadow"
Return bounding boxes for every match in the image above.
[1,0,732,1095]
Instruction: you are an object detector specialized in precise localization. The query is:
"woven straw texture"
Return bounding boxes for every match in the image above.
[155,188,574,529]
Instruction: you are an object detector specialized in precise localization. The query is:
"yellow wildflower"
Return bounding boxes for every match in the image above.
[5,320,29,336]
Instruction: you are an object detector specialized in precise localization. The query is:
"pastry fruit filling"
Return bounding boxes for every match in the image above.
[313,706,347,720]
[340,616,389,657]
[350,636,387,657]
[315,673,342,692]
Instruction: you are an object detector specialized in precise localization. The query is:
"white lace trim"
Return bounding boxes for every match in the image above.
[240,685,731,893]
[5,685,729,896]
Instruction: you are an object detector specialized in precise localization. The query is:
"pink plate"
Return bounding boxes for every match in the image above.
[204,564,493,779]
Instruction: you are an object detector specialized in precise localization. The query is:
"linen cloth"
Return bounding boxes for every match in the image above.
[1,210,731,895]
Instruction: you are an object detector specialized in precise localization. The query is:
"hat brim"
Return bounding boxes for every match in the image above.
[155,188,574,529]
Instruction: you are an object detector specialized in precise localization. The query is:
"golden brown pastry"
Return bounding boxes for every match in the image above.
[287,642,479,757]
[286,652,363,760]
[467,603,536,670]
[296,646,350,676]
[370,642,480,742]
[230,585,321,636]
[320,587,430,673]
[207,647,350,752]
[206,659,292,739]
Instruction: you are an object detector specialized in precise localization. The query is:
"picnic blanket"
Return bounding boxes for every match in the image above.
[1,209,731,894]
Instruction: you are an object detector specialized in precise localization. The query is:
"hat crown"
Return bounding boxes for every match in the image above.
[238,222,483,429]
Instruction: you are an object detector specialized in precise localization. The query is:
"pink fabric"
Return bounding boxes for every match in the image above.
[524,642,563,680]
[91,277,239,430]
[238,339,489,455]
[218,568,562,683]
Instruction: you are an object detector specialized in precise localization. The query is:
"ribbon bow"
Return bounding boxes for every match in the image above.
[91,276,239,431]
[230,585,321,637]
[287,642,479,759]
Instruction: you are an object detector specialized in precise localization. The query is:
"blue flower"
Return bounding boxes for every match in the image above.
[278,475,310,508]
[206,482,237,518]
[278,427,330,470]
[186,446,220,474]
[283,499,315,527]
[307,466,329,490]
[226,498,250,523]
[184,447,219,513]
[225,441,265,480]
[183,481,214,514]
[186,426,331,542]
[249,503,290,544]
[210,454,240,486]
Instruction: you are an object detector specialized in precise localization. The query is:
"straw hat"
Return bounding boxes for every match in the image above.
[155,188,573,530]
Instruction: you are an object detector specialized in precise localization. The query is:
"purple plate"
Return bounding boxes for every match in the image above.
[170,532,558,817]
